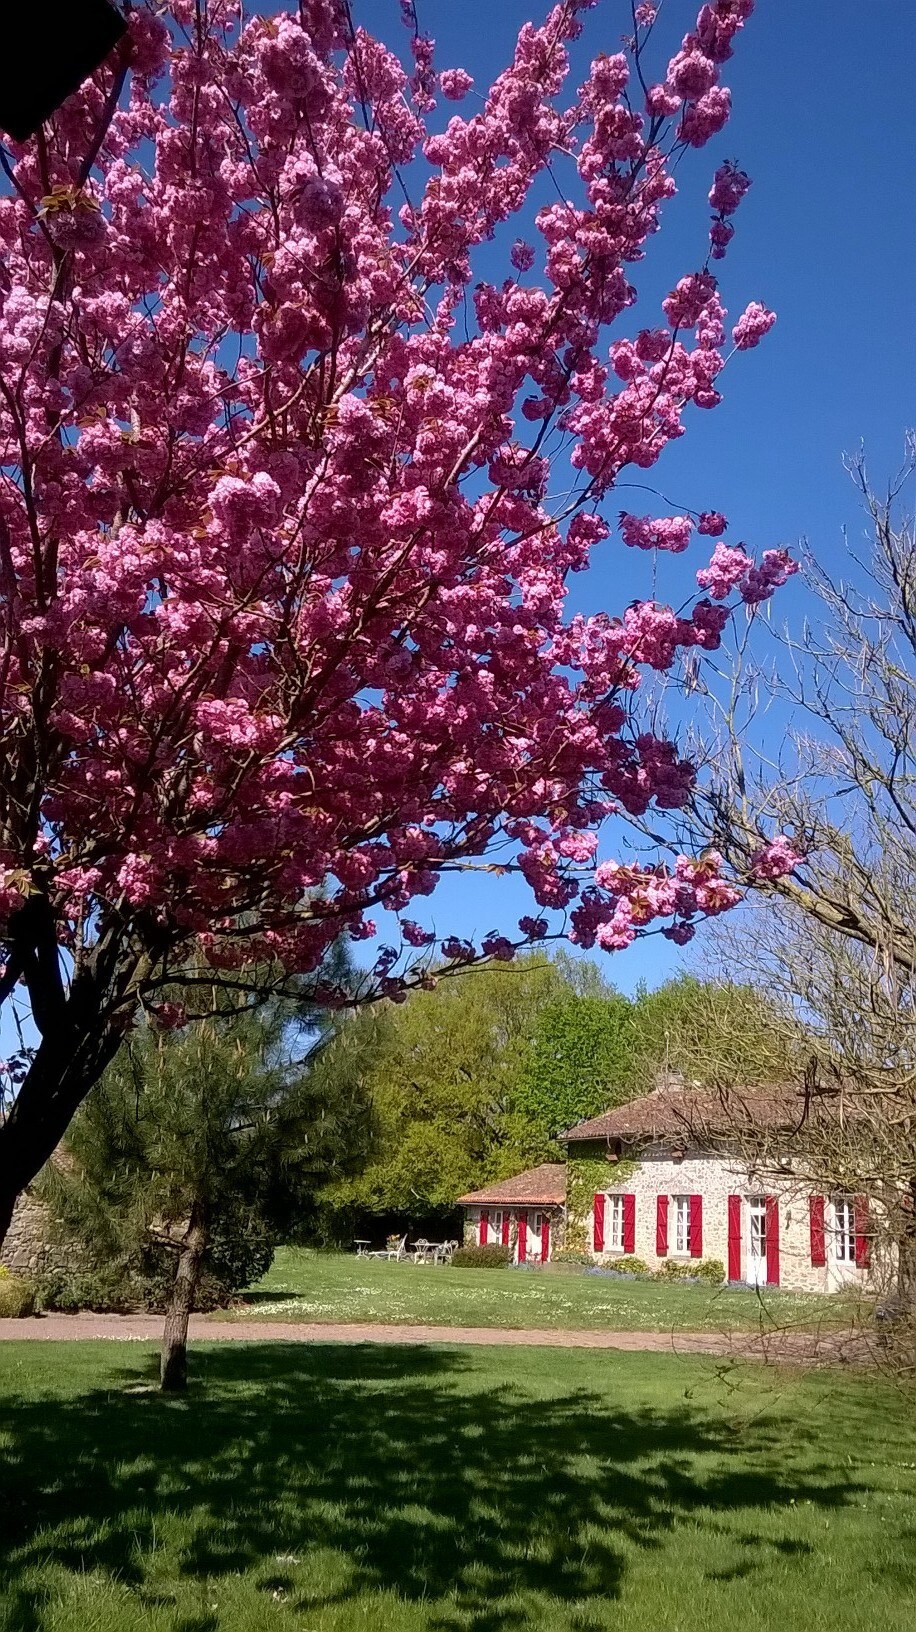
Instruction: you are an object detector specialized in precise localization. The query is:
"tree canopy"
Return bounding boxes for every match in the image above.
[0,0,782,1246]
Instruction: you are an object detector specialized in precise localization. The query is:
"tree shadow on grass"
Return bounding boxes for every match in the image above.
[0,1344,866,1632]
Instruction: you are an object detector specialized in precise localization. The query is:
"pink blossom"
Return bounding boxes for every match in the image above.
[740,548,799,604]
[697,511,728,536]
[439,68,473,101]
[750,835,803,880]
[620,513,693,553]
[732,301,777,350]
[518,915,548,940]
[696,541,751,598]
[709,160,751,216]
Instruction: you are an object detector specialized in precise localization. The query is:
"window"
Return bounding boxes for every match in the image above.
[492,1210,504,1242]
[607,1195,625,1251]
[674,1195,691,1256]
[834,1198,855,1263]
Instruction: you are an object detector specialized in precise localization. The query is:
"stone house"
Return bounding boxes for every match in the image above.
[458,1084,877,1293]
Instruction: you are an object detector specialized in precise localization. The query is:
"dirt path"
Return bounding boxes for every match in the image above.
[0,1313,868,1362]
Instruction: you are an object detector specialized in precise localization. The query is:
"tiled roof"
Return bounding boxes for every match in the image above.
[457,1163,567,1207]
[563,1086,809,1144]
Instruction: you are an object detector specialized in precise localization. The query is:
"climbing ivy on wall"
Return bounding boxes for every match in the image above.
[565,1144,637,1250]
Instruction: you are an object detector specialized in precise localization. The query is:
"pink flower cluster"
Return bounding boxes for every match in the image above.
[0,0,779,1008]
[697,543,797,604]
[749,836,803,880]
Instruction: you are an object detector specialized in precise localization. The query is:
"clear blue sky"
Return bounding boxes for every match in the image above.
[355,0,916,993]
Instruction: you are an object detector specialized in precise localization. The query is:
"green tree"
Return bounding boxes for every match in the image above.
[514,992,637,1144]
[630,974,797,1089]
[45,990,367,1391]
[319,955,605,1223]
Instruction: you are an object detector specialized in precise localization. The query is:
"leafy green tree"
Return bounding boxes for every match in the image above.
[514,992,637,1144]
[319,956,604,1223]
[45,990,367,1391]
[630,974,797,1089]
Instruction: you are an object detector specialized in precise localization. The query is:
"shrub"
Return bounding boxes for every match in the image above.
[35,1265,136,1314]
[693,1258,726,1284]
[551,1248,591,1268]
[655,1257,726,1284]
[0,1270,38,1317]
[451,1244,511,1269]
[613,1255,650,1276]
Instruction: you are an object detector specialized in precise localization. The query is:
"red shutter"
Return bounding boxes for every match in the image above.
[655,1194,668,1257]
[541,1213,551,1262]
[854,1196,871,1268]
[593,1193,605,1253]
[517,1209,528,1263]
[501,1210,510,1247]
[622,1193,636,1255]
[809,1196,826,1267]
[479,1208,489,1247]
[727,1195,742,1281]
[765,1196,780,1285]
[689,1194,703,1258]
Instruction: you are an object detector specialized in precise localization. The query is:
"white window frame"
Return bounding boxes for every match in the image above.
[833,1197,855,1264]
[607,1194,625,1252]
[673,1195,691,1257]
[492,1209,504,1243]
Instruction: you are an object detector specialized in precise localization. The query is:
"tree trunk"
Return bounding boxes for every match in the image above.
[0,929,145,1251]
[160,1203,208,1392]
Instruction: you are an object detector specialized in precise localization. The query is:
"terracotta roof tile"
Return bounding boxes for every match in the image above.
[457,1163,567,1207]
[563,1086,810,1144]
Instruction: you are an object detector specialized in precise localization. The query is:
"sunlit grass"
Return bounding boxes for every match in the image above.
[235,1247,856,1334]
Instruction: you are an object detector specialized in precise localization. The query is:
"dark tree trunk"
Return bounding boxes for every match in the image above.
[0,921,145,1251]
[160,1203,208,1392]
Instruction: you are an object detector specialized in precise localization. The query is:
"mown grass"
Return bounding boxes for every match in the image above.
[1,1341,914,1631]
[237,1246,853,1334]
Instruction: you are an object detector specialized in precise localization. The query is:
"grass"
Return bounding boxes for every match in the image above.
[236,1247,853,1334]
[1,1340,914,1631]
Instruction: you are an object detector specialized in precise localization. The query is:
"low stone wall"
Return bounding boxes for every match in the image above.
[0,1189,75,1278]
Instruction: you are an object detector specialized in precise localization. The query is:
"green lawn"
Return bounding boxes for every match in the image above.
[1,1341,914,1631]
[237,1246,853,1333]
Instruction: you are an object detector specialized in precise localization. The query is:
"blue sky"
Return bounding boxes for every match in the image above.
[355,0,916,993]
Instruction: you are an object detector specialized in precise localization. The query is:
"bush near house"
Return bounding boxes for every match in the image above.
[450,1245,512,1270]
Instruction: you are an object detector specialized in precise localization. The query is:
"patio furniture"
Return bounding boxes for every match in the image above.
[362,1234,409,1261]
[353,1239,372,1258]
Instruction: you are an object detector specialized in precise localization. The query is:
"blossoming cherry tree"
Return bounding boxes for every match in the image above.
[0,0,788,1240]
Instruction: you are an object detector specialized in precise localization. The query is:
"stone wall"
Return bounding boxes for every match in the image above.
[574,1140,881,1295]
[1,1190,52,1276]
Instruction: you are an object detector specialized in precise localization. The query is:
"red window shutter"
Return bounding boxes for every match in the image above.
[809,1196,826,1267]
[501,1210,510,1247]
[541,1213,551,1262]
[655,1194,668,1257]
[727,1194,742,1281]
[517,1209,528,1263]
[688,1194,703,1258]
[622,1194,636,1255]
[765,1196,780,1286]
[854,1196,871,1268]
[479,1208,489,1247]
[593,1193,605,1253]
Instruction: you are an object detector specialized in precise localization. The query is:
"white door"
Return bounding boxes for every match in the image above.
[529,1212,544,1262]
[747,1196,767,1286]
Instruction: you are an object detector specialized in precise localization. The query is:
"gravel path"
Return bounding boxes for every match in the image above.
[0,1313,868,1361]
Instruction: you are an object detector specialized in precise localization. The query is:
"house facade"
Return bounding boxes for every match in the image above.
[456,1163,566,1264]
[458,1086,878,1294]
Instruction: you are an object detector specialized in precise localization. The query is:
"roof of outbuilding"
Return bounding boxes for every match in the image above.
[456,1163,567,1207]
[562,1086,809,1144]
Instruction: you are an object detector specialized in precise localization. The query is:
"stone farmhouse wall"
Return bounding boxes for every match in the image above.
[570,1138,879,1295]
[0,1190,55,1277]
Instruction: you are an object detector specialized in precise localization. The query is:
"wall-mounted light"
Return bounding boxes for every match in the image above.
[0,0,127,144]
